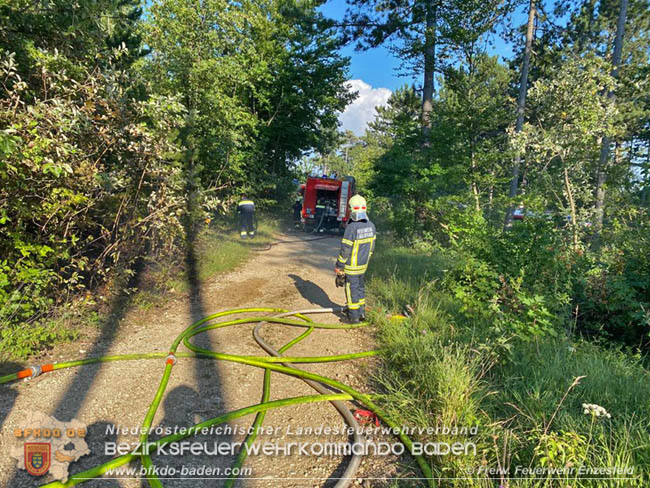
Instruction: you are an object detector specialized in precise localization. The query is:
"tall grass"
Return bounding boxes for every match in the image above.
[146,216,281,296]
[366,241,650,487]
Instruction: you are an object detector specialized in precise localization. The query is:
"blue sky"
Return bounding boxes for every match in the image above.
[319,0,414,91]
[319,0,524,91]
[319,0,529,134]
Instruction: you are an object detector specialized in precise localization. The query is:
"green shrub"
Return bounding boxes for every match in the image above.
[0,321,78,360]
[0,49,188,357]
[574,218,650,346]
[367,241,650,486]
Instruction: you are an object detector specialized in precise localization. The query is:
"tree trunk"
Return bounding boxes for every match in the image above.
[641,147,650,205]
[471,184,480,211]
[593,0,628,242]
[488,177,494,216]
[421,0,437,144]
[471,140,480,211]
[564,167,579,252]
[504,0,536,230]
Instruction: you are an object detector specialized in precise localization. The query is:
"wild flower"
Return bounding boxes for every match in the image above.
[582,403,611,418]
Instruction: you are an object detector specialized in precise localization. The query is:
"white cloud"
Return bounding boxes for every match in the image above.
[339,80,392,136]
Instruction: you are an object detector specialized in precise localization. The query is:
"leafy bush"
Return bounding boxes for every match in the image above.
[0,49,188,357]
[407,197,650,349]
[574,208,650,346]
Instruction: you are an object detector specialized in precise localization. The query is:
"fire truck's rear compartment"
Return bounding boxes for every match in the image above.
[314,189,340,232]
[316,189,338,209]
[300,176,354,233]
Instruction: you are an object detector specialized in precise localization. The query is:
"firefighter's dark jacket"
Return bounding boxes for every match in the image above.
[335,219,376,275]
[238,200,255,213]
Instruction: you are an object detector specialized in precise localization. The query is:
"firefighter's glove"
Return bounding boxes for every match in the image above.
[335,271,346,288]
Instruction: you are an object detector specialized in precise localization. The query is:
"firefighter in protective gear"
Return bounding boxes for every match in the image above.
[237,195,255,239]
[315,199,326,232]
[292,199,303,227]
[335,194,376,323]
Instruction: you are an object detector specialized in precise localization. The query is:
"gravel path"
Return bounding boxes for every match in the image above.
[0,232,408,488]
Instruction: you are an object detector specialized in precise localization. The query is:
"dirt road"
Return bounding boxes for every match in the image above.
[0,232,405,487]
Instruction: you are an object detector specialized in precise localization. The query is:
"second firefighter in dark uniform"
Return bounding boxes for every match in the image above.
[237,196,255,239]
[335,195,376,323]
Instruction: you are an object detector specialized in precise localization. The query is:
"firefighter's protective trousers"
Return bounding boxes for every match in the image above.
[344,274,366,321]
[238,200,255,238]
[335,218,376,321]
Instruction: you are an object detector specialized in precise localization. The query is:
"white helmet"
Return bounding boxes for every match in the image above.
[348,194,367,221]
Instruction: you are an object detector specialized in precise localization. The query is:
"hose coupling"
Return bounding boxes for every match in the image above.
[166,354,177,366]
[28,365,42,379]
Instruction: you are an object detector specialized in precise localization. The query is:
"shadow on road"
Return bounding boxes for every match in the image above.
[73,420,121,488]
[288,273,342,309]
[4,262,144,486]
[148,175,234,486]
[0,361,21,433]
[56,264,144,422]
[182,189,228,414]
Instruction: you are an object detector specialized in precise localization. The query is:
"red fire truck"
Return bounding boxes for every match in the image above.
[298,176,356,232]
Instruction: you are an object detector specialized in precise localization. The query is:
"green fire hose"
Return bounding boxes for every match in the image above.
[1,307,435,487]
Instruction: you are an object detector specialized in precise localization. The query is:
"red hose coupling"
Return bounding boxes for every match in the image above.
[353,409,380,427]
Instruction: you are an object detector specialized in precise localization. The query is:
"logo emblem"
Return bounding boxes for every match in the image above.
[25,442,51,476]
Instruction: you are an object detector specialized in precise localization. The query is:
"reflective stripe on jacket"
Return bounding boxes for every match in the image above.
[335,219,376,275]
[238,200,255,213]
